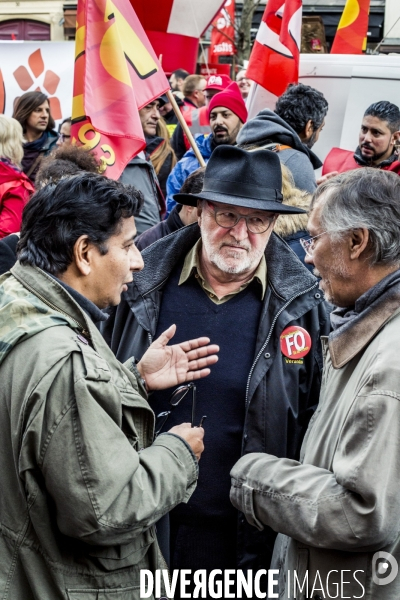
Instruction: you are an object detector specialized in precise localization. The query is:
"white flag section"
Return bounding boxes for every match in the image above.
[246,53,400,164]
[0,42,74,125]
[167,0,225,37]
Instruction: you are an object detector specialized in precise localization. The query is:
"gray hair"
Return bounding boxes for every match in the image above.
[311,168,400,266]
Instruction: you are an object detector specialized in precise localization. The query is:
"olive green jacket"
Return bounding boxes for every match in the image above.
[0,262,198,600]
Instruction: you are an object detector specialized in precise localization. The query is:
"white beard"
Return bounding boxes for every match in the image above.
[200,222,265,275]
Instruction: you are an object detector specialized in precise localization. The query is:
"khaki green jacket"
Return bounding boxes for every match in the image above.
[231,285,400,599]
[0,263,198,600]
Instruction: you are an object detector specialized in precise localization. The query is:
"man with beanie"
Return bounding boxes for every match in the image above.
[171,74,233,160]
[166,81,247,215]
[103,147,329,594]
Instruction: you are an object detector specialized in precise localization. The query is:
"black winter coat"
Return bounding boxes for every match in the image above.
[135,206,183,251]
[102,224,330,582]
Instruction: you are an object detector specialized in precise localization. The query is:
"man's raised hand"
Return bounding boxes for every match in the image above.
[137,324,219,391]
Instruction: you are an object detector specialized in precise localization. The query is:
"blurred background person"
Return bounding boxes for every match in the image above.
[0,115,34,240]
[0,144,100,275]
[172,74,232,161]
[12,91,58,185]
[56,117,72,147]
[169,68,189,95]
[236,69,251,100]
[147,117,177,198]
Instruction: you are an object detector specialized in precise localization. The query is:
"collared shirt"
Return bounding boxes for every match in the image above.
[178,239,267,305]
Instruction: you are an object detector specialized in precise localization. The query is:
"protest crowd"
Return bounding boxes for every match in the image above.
[1,8,400,600]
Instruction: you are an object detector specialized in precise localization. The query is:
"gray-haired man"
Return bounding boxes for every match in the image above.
[231,168,400,599]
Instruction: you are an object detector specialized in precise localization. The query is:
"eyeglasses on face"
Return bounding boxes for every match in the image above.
[207,201,276,234]
[300,232,328,257]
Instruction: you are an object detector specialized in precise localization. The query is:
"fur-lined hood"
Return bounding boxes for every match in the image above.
[274,188,311,238]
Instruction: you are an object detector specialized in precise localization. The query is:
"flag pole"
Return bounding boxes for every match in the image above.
[166,90,206,167]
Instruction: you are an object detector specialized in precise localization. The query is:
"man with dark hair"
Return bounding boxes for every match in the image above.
[232,168,400,600]
[135,167,205,251]
[12,91,59,184]
[0,145,102,276]
[323,100,400,175]
[169,68,190,93]
[56,116,71,147]
[0,172,219,598]
[104,146,329,592]
[237,83,329,193]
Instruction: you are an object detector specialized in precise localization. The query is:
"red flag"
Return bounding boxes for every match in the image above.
[247,0,302,98]
[331,0,370,54]
[130,0,226,74]
[209,0,236,64]
[71,0,169,180]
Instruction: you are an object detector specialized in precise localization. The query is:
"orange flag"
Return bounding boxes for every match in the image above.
[331,0,371,54]
[71,0,169,179]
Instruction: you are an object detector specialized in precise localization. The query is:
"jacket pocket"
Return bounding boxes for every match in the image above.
[87,527,155,571]
[66,585,142,599]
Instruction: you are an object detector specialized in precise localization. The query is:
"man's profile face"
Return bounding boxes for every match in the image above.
[56,121,71,147]
[305,198,351,307]
[87,216,144,308]
[139,101,160,136]
[26,100,50,135]
[210,107,242,146]
[198,200,275,277]
[359,115,397,164]
[169,73,180,92]
[304,120,325,149]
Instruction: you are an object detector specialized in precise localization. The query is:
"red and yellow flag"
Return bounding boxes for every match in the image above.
[331,0,371,54]
[71,0,169,179]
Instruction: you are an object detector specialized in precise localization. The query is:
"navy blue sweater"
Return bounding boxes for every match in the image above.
[150,260,263,522]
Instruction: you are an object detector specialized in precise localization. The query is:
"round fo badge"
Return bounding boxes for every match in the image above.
[280,326,312,359]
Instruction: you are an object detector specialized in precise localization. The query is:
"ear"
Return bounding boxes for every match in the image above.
[349,228,370,260]
[73,235,94,276]
[196,200,203,220]
[392,130,400,145]
[302,119,314,140]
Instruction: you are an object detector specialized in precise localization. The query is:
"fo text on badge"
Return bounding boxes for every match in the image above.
[280,326,312,364]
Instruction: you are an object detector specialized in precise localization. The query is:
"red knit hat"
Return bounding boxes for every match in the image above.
[207,82,248,124]
[204,74,232,92]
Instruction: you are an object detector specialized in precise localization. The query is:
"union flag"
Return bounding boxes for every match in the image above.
[71,0,169,179]
[331,0,371,54]
[246,0,302,98]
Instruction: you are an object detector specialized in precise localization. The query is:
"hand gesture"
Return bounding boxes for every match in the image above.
[137,324,219,391]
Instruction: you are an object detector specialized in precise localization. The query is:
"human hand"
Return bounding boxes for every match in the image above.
[168,423,205,460]
[137,324,219,391]
[317,171,339,185]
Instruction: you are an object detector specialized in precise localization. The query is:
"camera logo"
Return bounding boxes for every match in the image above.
[372,551,398,586]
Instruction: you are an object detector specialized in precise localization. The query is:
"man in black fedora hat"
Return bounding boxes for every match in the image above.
[103,146,330,594]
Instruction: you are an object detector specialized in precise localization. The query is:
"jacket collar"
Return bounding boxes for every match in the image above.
[328,284,400,369]
[11,262,94,337]
[129,224,318,302]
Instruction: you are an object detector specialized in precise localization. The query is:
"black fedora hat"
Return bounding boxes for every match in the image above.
[174,145,306,214]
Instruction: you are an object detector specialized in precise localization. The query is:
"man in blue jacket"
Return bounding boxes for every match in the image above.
[166,82,247,215]
[103,146,330,597]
